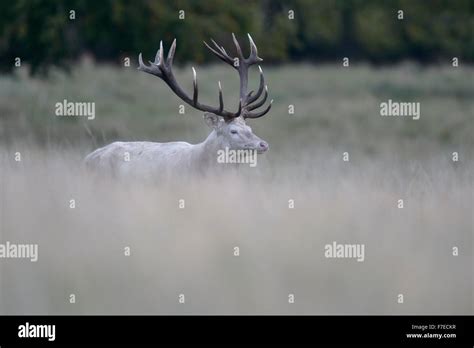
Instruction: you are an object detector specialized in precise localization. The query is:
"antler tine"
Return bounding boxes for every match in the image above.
[246,33,263,65]
[220,46,237,67]
[245,99,273,119]
[247,85,268,111]
[220,46,230,57]
[204,40,220,54]
[231,33,244,60]
[204,40,234,66]
[218,81,224,113]
[192,67,198,105]
[154,40,164,67]
[212,39,231,58]
[236,99,242,117]
[246,66,265,105]
[166,38,177,66]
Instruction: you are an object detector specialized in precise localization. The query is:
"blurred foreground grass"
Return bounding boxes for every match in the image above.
[0,148,472,314]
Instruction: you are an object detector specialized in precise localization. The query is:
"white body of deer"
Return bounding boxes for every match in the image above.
[85,115,268,178]
[85,34,272,178]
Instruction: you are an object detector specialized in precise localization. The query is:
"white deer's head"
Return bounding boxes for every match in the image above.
[138,33,272,154]
[203,114,269,153]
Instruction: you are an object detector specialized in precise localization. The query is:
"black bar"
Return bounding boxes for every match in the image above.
[0,315,472,345]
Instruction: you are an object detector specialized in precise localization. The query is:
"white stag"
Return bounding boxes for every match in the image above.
[85,34,272,178]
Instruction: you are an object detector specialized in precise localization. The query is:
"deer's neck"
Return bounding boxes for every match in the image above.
[192,130,222,168]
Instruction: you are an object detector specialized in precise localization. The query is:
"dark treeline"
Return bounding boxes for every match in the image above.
[1,0,473,74]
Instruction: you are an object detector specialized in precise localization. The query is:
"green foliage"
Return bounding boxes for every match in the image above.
[0,0,472,74]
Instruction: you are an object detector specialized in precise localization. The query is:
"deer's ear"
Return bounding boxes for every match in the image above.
[203,113,222,129]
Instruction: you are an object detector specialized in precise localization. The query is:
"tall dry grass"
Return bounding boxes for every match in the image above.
[0,146,471,314]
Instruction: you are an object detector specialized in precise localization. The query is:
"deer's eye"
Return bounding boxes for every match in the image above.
[230,129,238,134]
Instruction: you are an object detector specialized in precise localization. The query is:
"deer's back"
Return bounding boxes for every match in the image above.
[84,141,195,178]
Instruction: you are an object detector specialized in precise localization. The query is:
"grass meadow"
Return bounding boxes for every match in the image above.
[0,61,472,314]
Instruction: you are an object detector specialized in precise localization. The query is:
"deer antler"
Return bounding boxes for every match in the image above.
[204,33,273,119]
[138,34,272,121]
[138,39,241,120]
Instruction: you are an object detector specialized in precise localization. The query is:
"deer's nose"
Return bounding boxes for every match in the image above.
[259,141,269,151]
